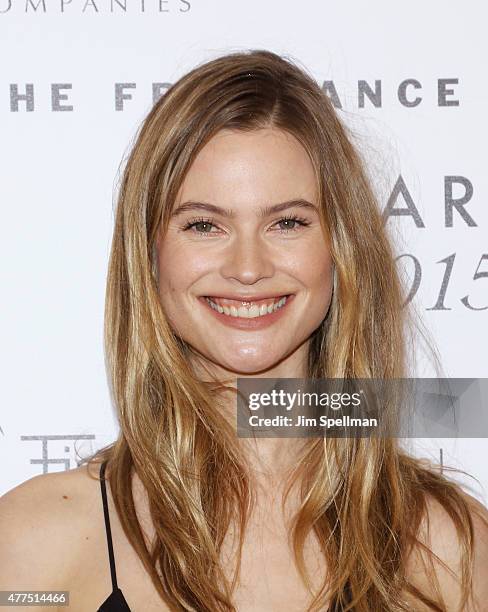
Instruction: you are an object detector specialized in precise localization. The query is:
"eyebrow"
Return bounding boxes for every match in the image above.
[171,199,318,219]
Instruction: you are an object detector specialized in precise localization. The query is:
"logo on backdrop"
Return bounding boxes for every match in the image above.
[5,78,459,112]
[20,434,96,473]
[0,0,190,13]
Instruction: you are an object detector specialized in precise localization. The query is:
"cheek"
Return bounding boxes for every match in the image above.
[158,272,187,310]
[157,241,211,296]
[157,243,181,300]
[161,233,212,267]
[291,237,334,288]
[309,264,334,309]
[301,249,334,314]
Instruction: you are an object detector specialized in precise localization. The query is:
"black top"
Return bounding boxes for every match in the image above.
[96,460,351,611]
[97,461,132,611]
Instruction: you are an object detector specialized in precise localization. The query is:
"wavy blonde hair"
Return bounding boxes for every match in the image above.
[84,50,482,611]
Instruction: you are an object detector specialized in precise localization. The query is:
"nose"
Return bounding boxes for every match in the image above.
[220,232,275,285]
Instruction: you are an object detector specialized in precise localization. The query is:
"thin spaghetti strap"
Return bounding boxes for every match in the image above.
[99,460,119,591]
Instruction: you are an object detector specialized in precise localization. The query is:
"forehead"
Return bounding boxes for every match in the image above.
[176,128,318,207]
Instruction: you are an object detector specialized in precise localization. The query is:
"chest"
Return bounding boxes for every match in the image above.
[220,505,328,611]
[69,497,328,611]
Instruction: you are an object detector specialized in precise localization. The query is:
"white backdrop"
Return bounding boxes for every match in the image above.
[1,1,487,501]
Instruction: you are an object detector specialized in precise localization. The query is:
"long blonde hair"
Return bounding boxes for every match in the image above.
[84,49,481,611]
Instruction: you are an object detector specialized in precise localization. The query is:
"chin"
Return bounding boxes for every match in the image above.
[218,355,282,376]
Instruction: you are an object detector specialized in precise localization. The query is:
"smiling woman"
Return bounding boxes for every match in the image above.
[1,49,488,612]
[156,128,333,375]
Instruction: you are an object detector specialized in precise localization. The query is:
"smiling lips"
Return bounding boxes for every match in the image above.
[202,294,292,322]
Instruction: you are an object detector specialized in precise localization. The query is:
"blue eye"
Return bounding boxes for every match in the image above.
[181,215,311,236]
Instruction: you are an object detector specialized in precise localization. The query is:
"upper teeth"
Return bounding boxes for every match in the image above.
[205,296,288,318]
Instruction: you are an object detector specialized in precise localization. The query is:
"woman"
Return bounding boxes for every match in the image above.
[1,50,487,612]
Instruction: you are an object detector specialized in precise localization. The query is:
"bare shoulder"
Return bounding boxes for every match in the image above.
[405,489,488,611]
[0,462,105,592]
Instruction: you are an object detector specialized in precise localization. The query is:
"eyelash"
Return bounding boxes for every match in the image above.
[181,215,311,237]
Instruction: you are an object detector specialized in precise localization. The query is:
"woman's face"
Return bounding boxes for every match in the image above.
[156,127,334,378]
